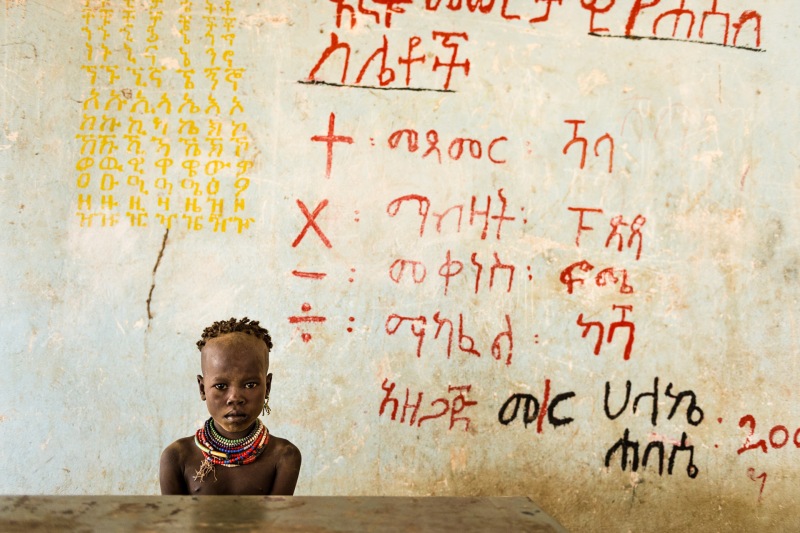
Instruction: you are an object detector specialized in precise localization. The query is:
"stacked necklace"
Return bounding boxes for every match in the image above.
[193,417,269,481]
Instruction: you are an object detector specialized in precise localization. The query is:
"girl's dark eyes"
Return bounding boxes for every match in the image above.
[212,383,258,390]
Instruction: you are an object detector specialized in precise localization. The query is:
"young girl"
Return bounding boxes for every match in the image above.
[160,317,301,495]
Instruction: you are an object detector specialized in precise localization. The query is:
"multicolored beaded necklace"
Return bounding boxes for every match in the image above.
[193,417,269,482]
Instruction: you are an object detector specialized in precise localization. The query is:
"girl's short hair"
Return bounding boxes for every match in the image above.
[196,317,273,351]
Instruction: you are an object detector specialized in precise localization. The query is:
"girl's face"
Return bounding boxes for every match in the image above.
[197,332,272,439]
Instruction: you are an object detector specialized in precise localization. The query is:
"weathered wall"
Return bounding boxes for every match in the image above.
[1,0,798,530]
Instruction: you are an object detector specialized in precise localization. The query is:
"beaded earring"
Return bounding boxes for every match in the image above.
[262,396,271,416]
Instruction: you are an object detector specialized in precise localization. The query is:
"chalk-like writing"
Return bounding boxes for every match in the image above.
[389,250,516,295]
[747,467,767,501]
[307,30,470,90]
[618,0,763,50]
[605,428,699,478]
[288,303,327,343]
[379,378,477,430]
[577,304,635,360]
[498,379,576,433]
[560,260,634,295]
[604,377,704,426]
[311,112,354,179]
[292,199,333,249]
[311,0,765,96]
[568,207,646,259]
[386,189,516,240]
[562,119,614,173]
[603,377,703,479]
[385,311,512,365]
[562,204,646,359]
[388,128,508,164]
[75,0,255,232]
[737,415,800,455]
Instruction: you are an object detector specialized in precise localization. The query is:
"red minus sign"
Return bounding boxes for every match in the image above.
[292,270,327,279]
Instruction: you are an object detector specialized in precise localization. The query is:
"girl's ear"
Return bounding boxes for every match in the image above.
[265,373,273,398]
[197,374,206,400]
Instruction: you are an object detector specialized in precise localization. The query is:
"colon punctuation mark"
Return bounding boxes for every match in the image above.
[311,112,354,179]
[292,199,332,248]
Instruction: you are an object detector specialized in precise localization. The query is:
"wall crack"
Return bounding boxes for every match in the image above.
[146,228,170,326]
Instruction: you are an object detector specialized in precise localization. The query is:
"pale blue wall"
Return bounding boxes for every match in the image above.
[1,1,798,530]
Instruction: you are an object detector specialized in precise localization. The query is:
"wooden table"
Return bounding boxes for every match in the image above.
[0,495,566,532]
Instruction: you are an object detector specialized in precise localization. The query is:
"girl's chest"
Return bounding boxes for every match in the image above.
[184,458,276,495]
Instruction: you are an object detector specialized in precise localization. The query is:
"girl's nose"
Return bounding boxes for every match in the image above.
[226,388,245,404]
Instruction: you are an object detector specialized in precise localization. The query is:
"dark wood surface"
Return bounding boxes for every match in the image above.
[0,495,567,532]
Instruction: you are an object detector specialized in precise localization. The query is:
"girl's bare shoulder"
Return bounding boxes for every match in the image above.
[267,435,302,464]
[162,436,202,465]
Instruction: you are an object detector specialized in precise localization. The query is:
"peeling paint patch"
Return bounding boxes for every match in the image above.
[450,447,468,472]
[0,130,20,151]
[160,57,180,70]
[578,69,609,96]
[239,11,291,30]
[0,131,20,151]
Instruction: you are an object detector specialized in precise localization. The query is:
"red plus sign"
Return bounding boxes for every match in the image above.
[311,112,353,179]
